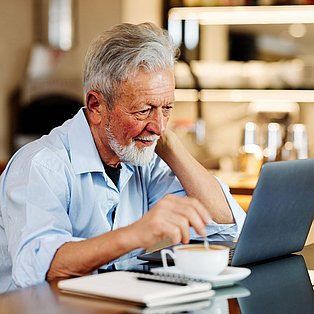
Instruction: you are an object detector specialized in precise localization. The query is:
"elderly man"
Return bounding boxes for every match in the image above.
[0,22,245,289]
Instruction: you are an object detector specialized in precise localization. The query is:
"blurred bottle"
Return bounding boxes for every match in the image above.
[281,141,298,161]
[238,122,263,176]
[285,124,308,160]
[263,122,283,162]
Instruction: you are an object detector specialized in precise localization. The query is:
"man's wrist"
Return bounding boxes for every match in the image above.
[115,225,141,252]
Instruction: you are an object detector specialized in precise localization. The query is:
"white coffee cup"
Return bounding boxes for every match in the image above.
[161,244,229,277]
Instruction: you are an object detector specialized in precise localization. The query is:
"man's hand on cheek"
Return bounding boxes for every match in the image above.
[155,128,176,158]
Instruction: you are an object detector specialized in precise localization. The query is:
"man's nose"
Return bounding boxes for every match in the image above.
[146,109,166,135]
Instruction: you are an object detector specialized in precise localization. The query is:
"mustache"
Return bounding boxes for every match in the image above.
[133,135,160,142]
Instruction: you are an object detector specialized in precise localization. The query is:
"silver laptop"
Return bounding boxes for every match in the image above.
[138,159,314,266]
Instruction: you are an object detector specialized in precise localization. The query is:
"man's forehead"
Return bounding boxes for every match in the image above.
[116,73,175,104]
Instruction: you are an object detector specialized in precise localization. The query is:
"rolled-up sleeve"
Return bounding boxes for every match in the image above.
[189,176,246,242]
[13,234,83,287]
[1,154,83,288]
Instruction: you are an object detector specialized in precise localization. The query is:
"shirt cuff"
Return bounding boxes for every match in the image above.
[189,176,246,242]
[190,223,239,242]
[13,235,84,288]
[215,176,246,237]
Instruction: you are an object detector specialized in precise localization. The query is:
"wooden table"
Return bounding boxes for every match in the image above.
[0,244,313,314]
[0,160,7,175]
[212,171,258,211]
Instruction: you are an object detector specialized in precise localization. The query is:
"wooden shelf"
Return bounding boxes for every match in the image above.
[213,170,257,196]
[213,170,257,211]
[0,161,7,174]
[175,89,314,103]
[169,5,314,25]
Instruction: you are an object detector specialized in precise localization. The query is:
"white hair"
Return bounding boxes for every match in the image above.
[83,22,179,108]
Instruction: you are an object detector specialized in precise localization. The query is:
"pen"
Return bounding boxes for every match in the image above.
[136,276,188,286]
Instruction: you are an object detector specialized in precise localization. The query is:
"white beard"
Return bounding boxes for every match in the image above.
[106,127,159,166]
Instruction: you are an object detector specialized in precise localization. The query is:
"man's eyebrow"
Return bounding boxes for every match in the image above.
[129,103,151,111]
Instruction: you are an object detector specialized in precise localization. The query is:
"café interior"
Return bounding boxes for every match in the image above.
[0,0,314,312]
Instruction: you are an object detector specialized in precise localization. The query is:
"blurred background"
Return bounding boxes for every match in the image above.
[2,0,314,235]
[0,0,162,161]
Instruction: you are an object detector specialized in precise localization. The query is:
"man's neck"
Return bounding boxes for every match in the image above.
[104,161,120,168]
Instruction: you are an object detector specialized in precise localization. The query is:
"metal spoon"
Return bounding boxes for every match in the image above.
[204,236,209,250]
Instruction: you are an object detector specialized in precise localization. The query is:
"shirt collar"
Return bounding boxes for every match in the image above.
[68,107,104,174]
[67,108,139,176]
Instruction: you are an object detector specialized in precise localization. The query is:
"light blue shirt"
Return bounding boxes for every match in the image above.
[0,108,245,290]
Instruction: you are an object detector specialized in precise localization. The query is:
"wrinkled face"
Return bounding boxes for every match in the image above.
[104,68,175,165]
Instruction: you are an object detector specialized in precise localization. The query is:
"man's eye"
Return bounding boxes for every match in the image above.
[163,105,173,111]
[138,109,150,115]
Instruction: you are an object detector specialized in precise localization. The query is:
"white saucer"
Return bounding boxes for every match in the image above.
[151,266,251,288]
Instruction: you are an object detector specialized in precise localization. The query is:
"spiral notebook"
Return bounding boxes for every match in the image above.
[57,271,214,308]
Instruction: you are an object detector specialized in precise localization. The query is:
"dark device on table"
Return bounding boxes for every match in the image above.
[238,255,314,314]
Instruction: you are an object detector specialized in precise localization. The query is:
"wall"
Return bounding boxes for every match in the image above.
[0,0,162,161]
[0,0,123,160]
[121,0,162,25]
[0,0,33,160]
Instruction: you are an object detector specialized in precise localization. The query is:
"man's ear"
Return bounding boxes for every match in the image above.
[85,91,106,124]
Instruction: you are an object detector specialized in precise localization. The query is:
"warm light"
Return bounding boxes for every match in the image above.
[48,0,73,50]
[175,89,199,102]
[168,19,182,47]
[169,5,314,25]
[198,89,314,103]
[289,23,307,38]
[184,20,199,50]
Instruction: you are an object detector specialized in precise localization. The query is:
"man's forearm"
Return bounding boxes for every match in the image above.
[46,226,137,281]
[46,191,212,281]
[156,131,234,224]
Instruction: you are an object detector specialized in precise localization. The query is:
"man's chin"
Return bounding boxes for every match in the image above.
[122,147,156,166]
[125,153,155,166]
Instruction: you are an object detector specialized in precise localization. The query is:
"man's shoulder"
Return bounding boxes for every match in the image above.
[31,144,71,171]
[7,130,71,176]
